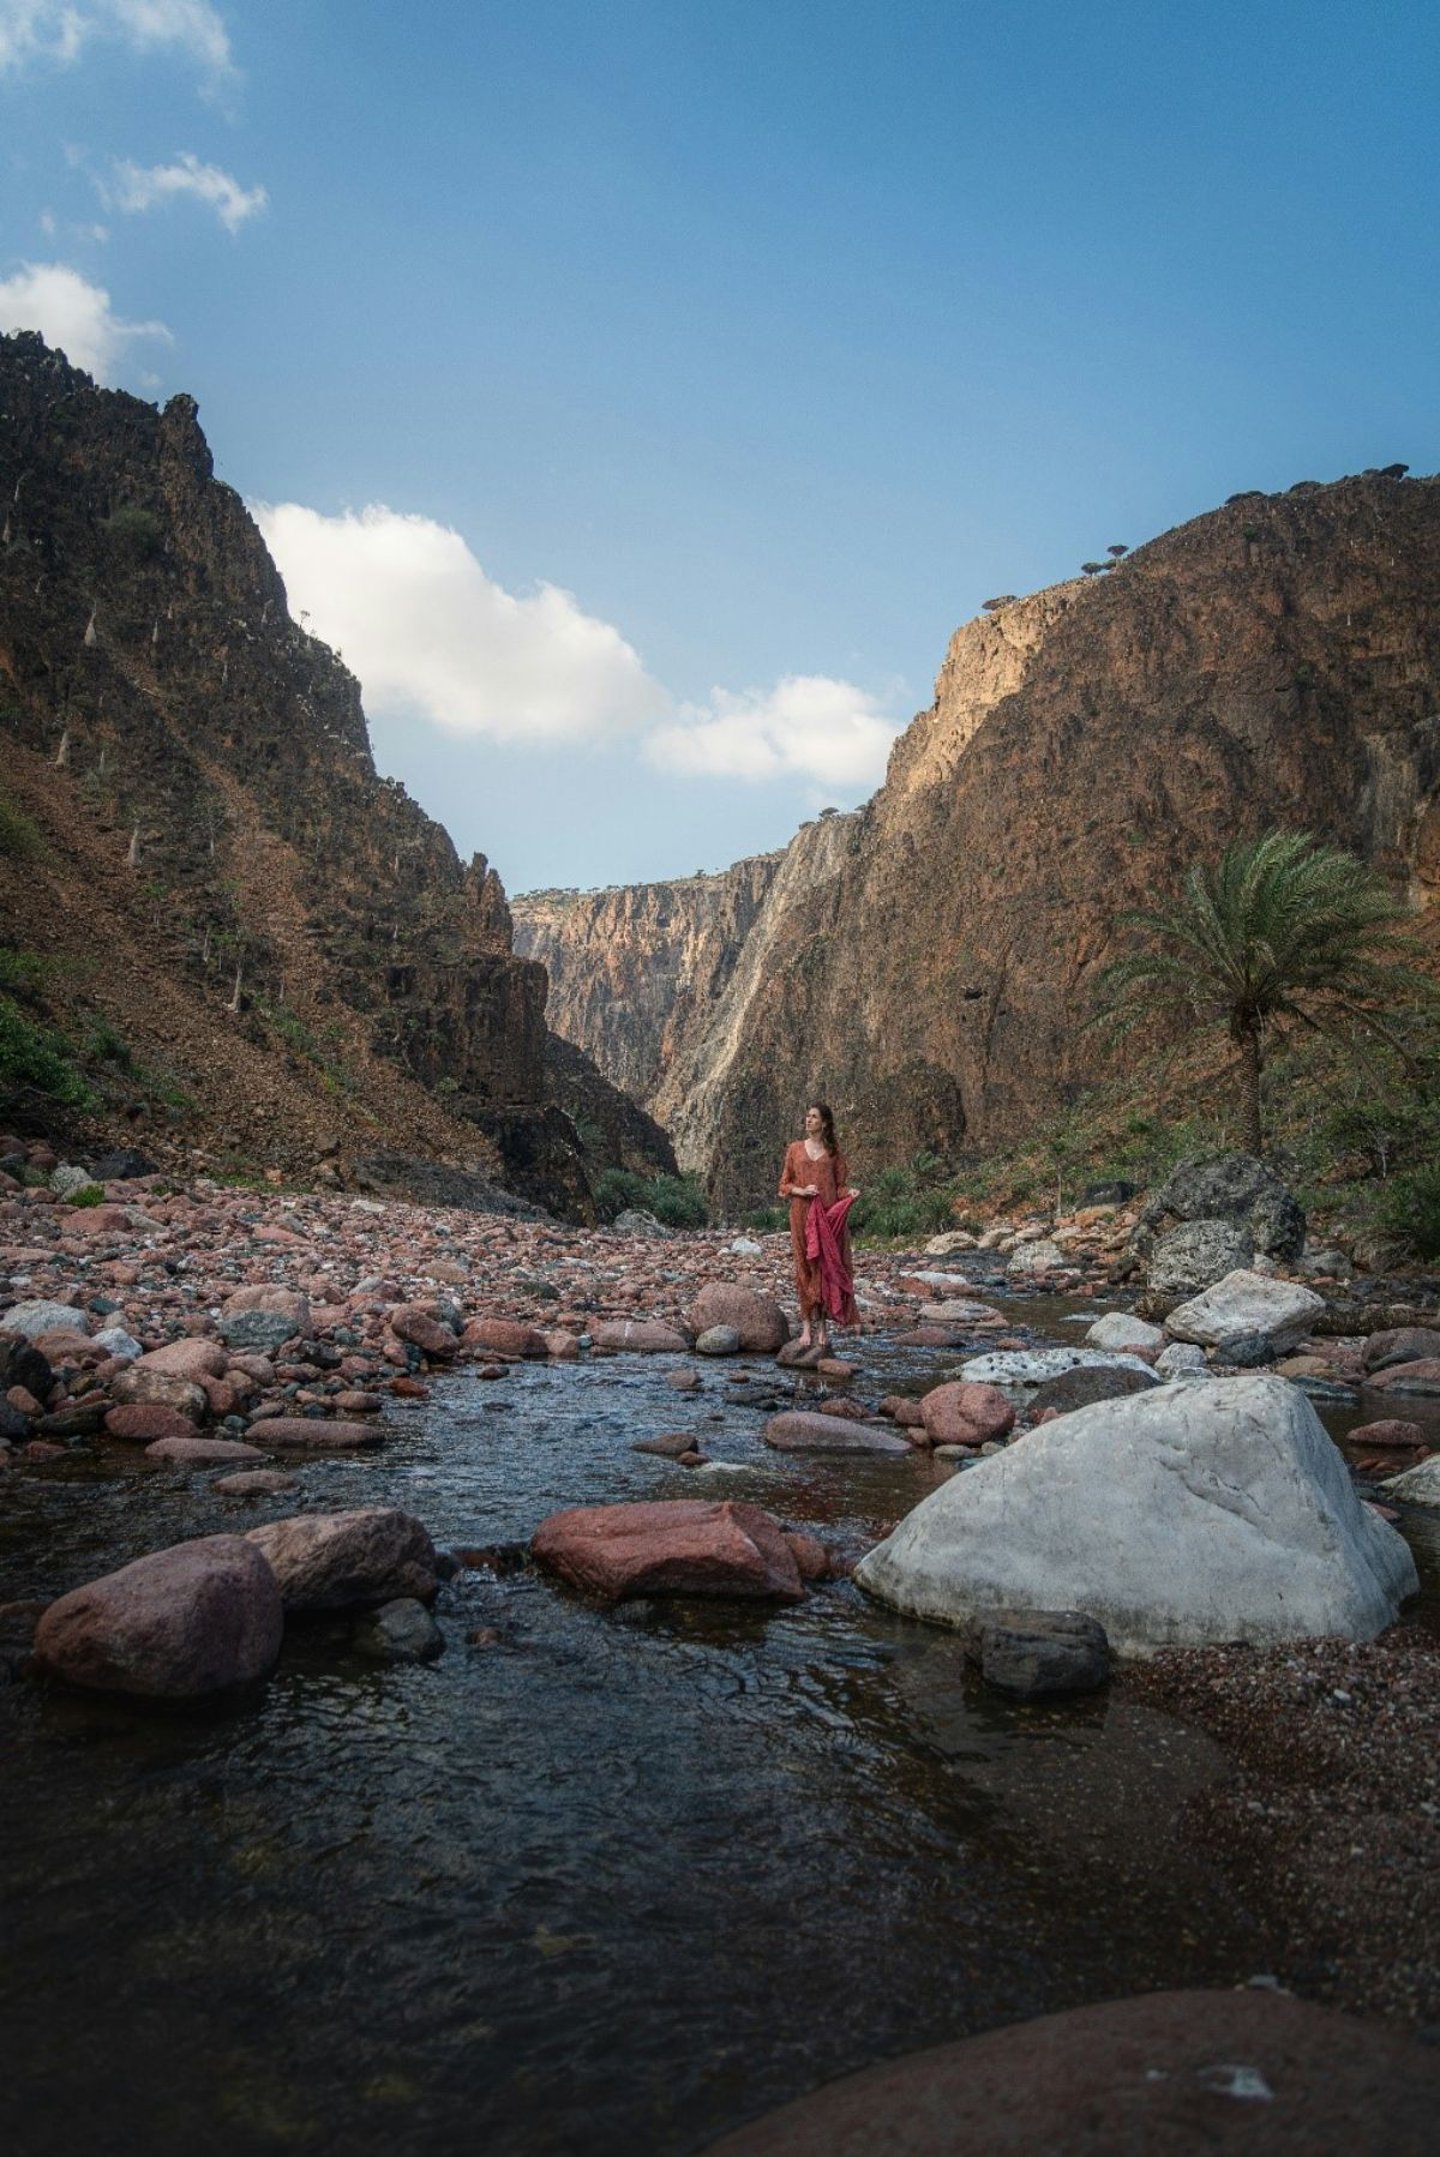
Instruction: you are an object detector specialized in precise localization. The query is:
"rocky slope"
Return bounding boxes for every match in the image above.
[0,331,671,1214]
[518,474,1440,1215]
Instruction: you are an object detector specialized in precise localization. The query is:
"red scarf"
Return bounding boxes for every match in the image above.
[805,1189,858,1325]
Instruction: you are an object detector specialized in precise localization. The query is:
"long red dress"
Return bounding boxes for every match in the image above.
[779,1140,854,1323]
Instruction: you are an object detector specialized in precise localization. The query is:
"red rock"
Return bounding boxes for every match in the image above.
[64,1204,134,1236]
[919,1380,1015,1448]
[331,1390,382,1415]
[24,1440,66,1460]
[245,1506,437,1610]
[689,1284,788,1353]
[542,1330,580,1359]
[389,1306,458,1359]
[1367,1359,1440,1395]
[389,1376,428,1400]
[763,1411,912,1454]
[462,1317,549,1358]
[533,1499,803,1602]
[879,1395,926,1427]
[896,1326,968,1348]
[227,1352,277,1386]
[199,1377,242,1419]
[213,1469,301,1495]
[135,1338,228,1380]
[1348,1418,1430,1449]
[103,1402,200,1444]
[33,1535,283,1700]
[146,1435,267,1464]
[108,1367,207,1423]
[816,1358,858,1381]
[591,1319,692,1353]
[6,1384,42,1417]
[698,1987,1440,2156]
[666,1367,701,1391]
[255,1417,384,1450]
[783,1531,830,1581]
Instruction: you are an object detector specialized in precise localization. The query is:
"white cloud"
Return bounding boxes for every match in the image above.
[255,502,669,746]
[108,152,266,232]
[0,1,231,77]
[645,674,900,788]
[0,260,170,379]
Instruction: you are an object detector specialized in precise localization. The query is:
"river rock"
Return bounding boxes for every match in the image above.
[977,1609,1110,1698]
[532,1498,803,1602]
[1365,1358,1440,1398]
[389,1305,458,1359]
[33,1535,283,1699]
[1,1300,89,1340]
[632,1431,701,1457]
[923,1231,978,1255]
[696,1324,742,1356]
[91,1325,143,1360]
[134,1338,229,1381]
[1383,1457,1440,1507]
[762,1410,912,1455]
[591,1319,692,1353]
[146,1435,267,1464]
[919,1299,1003,1324]
[697,1988,1440,2157]
[354,1597,444,1663]
[1007,1240,1066,1278]
[1165,1270,1325,1358]
[1147,1219,1255,1297]
[1084,1312,1165,1353]
[1362,1326,1440,1374]
[463,1317,550,1358]
[690,1284,788,1353]
[103,1402,198,1444]
[959,1348,1156,1388]
[853,1376,1417,1652]
[1349,1419,1429,1449]
[919,1381,1015,1448]
[245,1506,438,1611]
[252,1417,384,1449]
[1155,1341,1209,1379]
[610,1208,670,1236]
[218,1309,303,1355]
[1025,1364,1159,1418]
[108,1366,207,1422]
[213,1469,301,1495]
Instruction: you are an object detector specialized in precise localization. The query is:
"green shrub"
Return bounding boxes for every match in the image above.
[0,947,48,1000]
[101,505,163,558]
[851,1157,959,1241]
[83,1017,133,1068]
[0,793,43,859]
[744,1204,786,1233]
[0,996,91,1106]
[1378,1167,1440,1262]
[594,1168,709,1228]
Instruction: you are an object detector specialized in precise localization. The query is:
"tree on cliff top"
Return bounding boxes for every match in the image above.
[1094,829,1434,1153]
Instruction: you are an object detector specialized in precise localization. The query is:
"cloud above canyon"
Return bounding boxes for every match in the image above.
[0,261,170,378]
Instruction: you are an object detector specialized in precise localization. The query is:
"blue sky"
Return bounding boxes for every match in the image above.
[3,1,1438,892]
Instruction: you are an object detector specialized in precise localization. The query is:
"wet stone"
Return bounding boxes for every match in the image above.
[977,1610,1111,1699]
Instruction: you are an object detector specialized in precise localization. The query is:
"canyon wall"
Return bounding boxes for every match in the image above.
[0,331,672,1212]
[520,475,1440,1214]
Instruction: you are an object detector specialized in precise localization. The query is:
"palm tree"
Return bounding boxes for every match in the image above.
[1094,830,1434,1153]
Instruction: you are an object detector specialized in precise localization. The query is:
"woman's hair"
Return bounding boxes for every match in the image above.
[808,1101,839,1155]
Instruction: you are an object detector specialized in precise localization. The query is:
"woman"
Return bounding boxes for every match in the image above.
[778,1102,860,1360]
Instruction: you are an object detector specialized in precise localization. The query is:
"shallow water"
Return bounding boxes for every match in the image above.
[1,1296,1435,2157]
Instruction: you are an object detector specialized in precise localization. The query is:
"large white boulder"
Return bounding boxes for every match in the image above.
[1383,1457,1440,1509]
[1084,1313,1165,1354]
[854,1376,1417,1653]
[1164,1269,1324,1357]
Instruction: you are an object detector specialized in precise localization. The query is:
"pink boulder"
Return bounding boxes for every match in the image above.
[919,1381,1015,1448]
[763,1411,911,1455]
[462,1317,550,1359]
[146,1435,268,1464]
[689,1283,788,1353]
[533,1499,804,1602]
[783,1530,830,1581]
[245,1506,438,1611]
[104,1402,201,1445]
[213,1469,301,1496]
[33,1535,283,1699]
[134,1338,229,1381]
[389,1306,458,1360]
[252,1417,383,1450]
[1367,1359,1440,1397]
[1349,1419,1430,1450]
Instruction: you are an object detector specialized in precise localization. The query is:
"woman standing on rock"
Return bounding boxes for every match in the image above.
[779,1102,860,1361]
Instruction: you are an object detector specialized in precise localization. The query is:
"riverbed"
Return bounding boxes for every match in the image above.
[3,1287,1437,2156]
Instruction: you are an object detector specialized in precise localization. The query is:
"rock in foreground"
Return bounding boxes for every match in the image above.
[854,1377,1417,1653]
[33,1536,283,1699]
[699,1988,1440,2156]
[532,1499,804,1601]
[763,1411,912,1455]
[245,1507,438,1611]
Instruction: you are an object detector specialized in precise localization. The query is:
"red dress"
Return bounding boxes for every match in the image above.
[779,1140,853,1322]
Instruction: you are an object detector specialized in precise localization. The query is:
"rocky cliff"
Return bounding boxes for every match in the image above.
[518,474,1440,1215]
[0,331,672,1213]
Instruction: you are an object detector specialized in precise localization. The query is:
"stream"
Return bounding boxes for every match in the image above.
[3,1279,1438,2156]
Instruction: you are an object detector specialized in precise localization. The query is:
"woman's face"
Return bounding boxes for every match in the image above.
[804,1106,823,1137]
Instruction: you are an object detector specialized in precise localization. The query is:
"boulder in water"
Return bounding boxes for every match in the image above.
[33,1535,283,1699]
[854,1375,1417,1652]
[1165,1270,1324,1358]
[533,1498,803,1602]
[246,1506,438,1611]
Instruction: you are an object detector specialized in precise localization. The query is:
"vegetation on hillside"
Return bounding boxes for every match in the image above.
[594,1167,709,1228]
